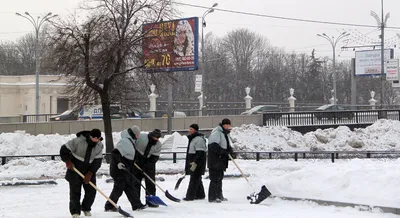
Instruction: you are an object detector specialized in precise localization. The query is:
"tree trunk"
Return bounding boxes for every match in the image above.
[100,92,113,163]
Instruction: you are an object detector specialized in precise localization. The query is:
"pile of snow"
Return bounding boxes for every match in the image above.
[1,119,400,157]
[231,119,400,151]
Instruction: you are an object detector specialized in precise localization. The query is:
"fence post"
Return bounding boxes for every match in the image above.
[369,91,377,110]
[148,84,158,118]
[256,152,260,161]
[244,87,252,111]
[331,153,335,163]
[288,88,296,112]
[2,157,5,165]
[173,153,177,163]
[294,153,298,162]
[367,153,371,158]
[269,152,272,159]
[303,153,306,159]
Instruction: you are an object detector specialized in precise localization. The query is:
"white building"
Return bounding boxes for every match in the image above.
[0,75,71,116]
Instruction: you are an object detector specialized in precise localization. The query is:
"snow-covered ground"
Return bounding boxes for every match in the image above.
[1,119,400,217]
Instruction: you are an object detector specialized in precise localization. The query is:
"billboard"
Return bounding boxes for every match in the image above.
[385,59,399,81]
[143,17,199,72]
[355,49,394,76]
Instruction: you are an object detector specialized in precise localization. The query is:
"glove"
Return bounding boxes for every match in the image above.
[66,160,74,169]
[83,171,93,184]
[189,162,197,172]
[117,163,126,170]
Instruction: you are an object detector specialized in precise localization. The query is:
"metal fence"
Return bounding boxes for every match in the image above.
[263,109,400,126]
[2,150,400,166]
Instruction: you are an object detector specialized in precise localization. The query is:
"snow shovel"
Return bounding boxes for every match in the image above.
[228,154,271,204]
[121,166,167,206]
[72,167,133,217]
[174,173,186,190]
[134,163,181,203]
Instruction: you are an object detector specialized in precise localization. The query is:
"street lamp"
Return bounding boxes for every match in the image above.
[16,12,58,118]
[200,3,218,116]
[371,0,390,107]
[317,32,350,105]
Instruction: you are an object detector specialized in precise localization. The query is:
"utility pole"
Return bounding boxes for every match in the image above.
[16,12,58,119]
[317,32,350,105]
[371,0,390,107]
[200,3,218,116]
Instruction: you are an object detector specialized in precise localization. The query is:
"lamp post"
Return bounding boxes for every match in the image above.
[16,12,57,118]
[200,3,218,116]
[317,32,350,105]
[371,0,390,107]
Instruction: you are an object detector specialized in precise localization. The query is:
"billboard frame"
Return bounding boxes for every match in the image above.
[142,17,199,73]
[354,49,394,76]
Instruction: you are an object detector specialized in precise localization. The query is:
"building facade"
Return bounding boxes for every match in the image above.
[0,75,71,116]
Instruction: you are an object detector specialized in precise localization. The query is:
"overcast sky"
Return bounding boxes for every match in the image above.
[1,0,400,61]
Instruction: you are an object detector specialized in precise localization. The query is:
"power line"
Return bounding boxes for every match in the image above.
[174,2,400,30]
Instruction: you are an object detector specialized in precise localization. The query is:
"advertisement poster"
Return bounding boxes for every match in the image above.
[143,17,199,72]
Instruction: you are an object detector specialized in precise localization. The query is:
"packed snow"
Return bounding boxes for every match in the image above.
[1,119,400,157]
[0,119,400,217]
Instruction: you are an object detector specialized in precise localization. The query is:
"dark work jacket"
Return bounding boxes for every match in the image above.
[185,132,207,175]
[59,131,103,182]
[207,125,232,171]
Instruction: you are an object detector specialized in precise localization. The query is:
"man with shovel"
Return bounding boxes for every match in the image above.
[183,124,207,201]
[207,118,234,203]
[60,129,104,218]
[133,129,163,208]
[105,125,147,212]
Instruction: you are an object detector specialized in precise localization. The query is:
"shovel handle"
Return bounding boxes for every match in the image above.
[72,167,119,209]
[228,154,250,183]
[134,163,167,194]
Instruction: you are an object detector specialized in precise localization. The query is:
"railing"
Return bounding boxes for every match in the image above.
[2,150,400,165]
[263,109,400,126]
[23,114,58,123]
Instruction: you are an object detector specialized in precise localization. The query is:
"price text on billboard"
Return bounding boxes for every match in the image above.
[143,17,199,72]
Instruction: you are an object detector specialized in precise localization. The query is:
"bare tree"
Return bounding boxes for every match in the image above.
[46,0,174,155]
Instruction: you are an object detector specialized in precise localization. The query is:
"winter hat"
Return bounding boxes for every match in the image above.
[149,129,162,138]
[90,128,102,138]
[189,124,199,131]
[130,125,141,136]
[221,118,231,125]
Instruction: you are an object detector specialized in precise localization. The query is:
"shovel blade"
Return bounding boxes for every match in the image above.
[146,195,168,206]
[174,175,185,190]
[249,185,271,204]
[117,206,134,217]
[165,190,181,202]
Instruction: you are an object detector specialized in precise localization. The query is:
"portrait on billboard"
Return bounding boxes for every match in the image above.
[173,19,195,57]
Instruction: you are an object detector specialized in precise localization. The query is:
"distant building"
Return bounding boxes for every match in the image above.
[0,75,71,116]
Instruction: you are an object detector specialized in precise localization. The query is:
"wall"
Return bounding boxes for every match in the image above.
[0,115,262,135]
[0,75,70,116]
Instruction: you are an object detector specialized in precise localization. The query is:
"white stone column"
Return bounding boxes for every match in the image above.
[244,87,252,110]
[198,92,203,116]
[369,91,377,110]
[148,84,158,118]
[329,89,337,104]
[288,88,296,112]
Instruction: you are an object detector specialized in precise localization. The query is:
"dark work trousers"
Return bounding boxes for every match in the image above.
[105,176,142,210]
[69,173,97,215]
[208,169,224,201]
[133,167,156,199]
[185,174,205,200]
